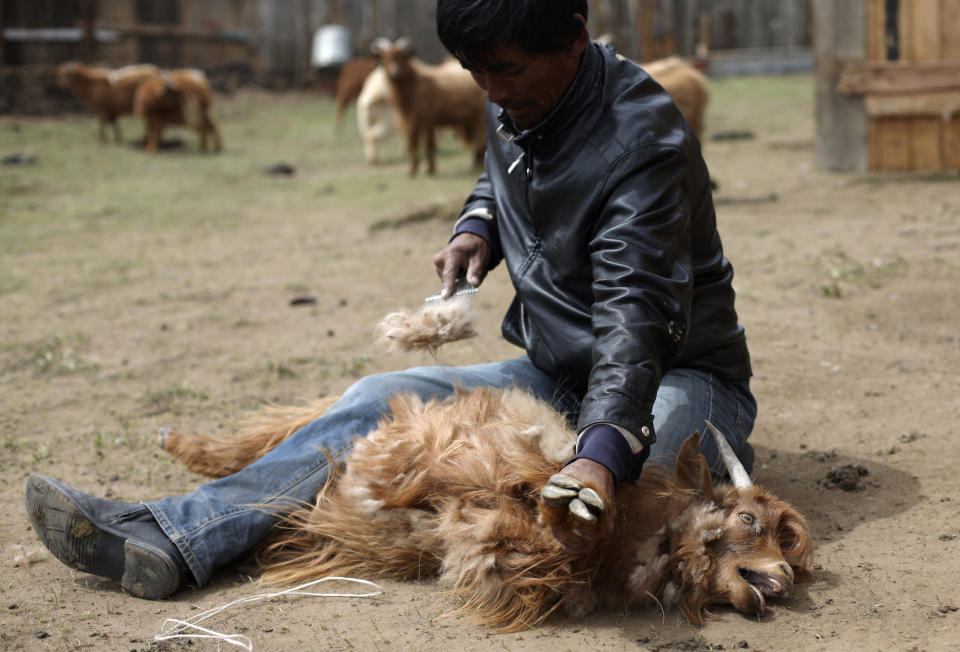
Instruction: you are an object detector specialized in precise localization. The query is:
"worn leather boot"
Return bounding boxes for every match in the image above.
[25,474,192,599]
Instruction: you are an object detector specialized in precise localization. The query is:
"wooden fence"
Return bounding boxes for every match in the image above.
[816,0,960,172]
[590,0,810,62]
[2,0,812,74]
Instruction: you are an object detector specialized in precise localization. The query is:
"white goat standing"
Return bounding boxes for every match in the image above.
[356,66,398,165]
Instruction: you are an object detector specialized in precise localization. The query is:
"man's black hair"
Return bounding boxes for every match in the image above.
[436,0,588,69]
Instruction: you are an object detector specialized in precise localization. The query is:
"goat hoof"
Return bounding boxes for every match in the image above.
[568,498,597,523]
[157,428,169,448]
[547,474,582,491]
[577,487,605,513]
[541,484,578,504]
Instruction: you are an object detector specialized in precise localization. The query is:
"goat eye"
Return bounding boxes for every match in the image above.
[738,512,755,525]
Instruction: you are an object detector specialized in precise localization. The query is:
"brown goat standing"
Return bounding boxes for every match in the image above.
[56,62,159,143]
[133,68,222,154]
[373,38,486,175]
[163,385,813,631]
[643,56,710,144]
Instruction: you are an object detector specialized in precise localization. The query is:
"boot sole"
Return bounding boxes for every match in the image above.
[25,475,180,600]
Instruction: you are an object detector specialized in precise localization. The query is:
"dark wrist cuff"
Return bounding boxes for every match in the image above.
[567,423,650,484]
[452,217,503,263]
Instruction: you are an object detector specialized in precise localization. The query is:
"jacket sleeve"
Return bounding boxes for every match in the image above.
[576,143,696,440]
[451,171,503,268]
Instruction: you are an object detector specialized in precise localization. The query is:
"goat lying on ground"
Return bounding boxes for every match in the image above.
[372,37,486,175]
[162,385,813,631]
[56,62,159,143]
[132,68,222,153]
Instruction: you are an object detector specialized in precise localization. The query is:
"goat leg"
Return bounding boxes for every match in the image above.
[539,473,607,525]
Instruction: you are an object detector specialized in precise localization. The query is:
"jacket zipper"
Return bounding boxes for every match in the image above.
[523,141,535,224]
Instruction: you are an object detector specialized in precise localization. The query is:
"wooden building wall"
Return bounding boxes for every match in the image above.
[820,0,960,173]
[814,0,960,172]
[863,0,960,172]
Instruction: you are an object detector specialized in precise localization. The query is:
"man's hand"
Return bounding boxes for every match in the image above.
[543,457,616,555]
[433,233,490,297]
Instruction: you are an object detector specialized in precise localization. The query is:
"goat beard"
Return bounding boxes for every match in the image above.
[375,296,478,354]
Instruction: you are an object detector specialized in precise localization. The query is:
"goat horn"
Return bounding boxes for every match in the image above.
[704,420,753,489]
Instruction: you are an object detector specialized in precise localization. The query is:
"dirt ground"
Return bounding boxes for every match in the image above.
[2,75,959,651]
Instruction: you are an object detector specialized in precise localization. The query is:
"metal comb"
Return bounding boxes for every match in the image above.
[422,274,478,307]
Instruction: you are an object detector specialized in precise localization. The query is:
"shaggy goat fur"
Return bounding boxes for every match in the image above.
[163,386,813,631]
[375,295,478,354]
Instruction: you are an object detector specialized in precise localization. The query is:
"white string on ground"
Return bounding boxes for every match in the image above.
[154,576,384,651]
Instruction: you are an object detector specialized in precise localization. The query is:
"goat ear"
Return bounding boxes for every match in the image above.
[778,510,815,579]
[395,37,415,56]
[675,433,716,502]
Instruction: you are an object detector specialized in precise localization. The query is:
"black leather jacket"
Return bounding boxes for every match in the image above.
[453,42,752,439]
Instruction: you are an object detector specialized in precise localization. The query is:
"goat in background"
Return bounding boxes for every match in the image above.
[356,65,399,165]
[642,56,710,144]
[162,385,813,631]
[333,56,378,127]
[371,37,486,176]
[56,62,159,144]
[132,68,222,154]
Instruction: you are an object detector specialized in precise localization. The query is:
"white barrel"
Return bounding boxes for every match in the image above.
[311,24,352,67]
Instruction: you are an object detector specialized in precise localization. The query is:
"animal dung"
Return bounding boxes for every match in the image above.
[1,153,36,165]
[376,295,478,354]
[266,162,296,175]
[823,463,869,491]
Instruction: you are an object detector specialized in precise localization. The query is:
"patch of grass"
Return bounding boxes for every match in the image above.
[284,282,311,294]
[708,74,813,137]
[32,442,52,463]
[19,332,98,375]
[267,360,298,379]
[141,381,210,416]
[0,91,480,292]
[821,247,909,297]
[92,413,142,457]
[0,271,27,295]
[822,282,843,298]
[342,356,372,379]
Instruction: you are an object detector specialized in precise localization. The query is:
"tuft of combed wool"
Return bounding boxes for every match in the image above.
[376,296,478,354]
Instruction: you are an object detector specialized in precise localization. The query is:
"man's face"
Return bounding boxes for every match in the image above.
[464,37,586,130]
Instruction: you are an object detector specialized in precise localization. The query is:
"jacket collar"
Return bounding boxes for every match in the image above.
[495,41,605,147]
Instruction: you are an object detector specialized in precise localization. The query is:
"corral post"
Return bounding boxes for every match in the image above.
[813,0,868,171]
[0,0,5,65]
[80,0,97,63]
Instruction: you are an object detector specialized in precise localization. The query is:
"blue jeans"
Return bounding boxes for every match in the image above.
[146,357,755,587]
